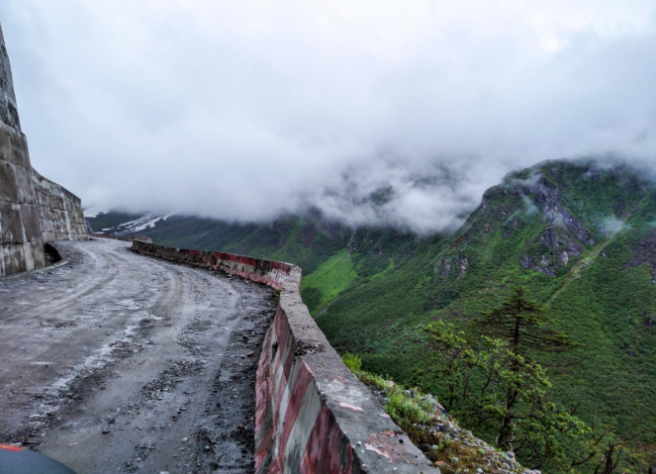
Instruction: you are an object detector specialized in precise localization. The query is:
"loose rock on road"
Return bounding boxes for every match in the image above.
[0,238,276,474]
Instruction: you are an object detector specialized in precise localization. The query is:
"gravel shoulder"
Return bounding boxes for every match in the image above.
[0,238,275,474]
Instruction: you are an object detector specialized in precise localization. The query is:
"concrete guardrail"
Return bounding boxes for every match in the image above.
[131,240,438,474]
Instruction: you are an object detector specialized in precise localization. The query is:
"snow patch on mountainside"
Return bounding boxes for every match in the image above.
[89,212,171,235]
[116,214,164,234]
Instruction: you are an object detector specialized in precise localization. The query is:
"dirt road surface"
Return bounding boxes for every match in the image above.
[0,238,276,474]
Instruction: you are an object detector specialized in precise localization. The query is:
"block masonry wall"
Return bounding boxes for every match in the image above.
[131,240,439,474]
[0,120,45,276]
[0,22,44,276]
[0,21,88,277]
[33,170,89,242]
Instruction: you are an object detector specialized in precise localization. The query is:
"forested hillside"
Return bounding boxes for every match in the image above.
[316,160,656,471]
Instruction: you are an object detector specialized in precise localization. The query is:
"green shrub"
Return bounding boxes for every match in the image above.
[342,352,362,372]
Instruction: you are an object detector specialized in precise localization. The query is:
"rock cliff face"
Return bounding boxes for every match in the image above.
[433,161,638,280]
[0,22,88,277]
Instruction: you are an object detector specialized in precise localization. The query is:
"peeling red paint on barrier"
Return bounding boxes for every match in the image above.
[301,404,354,473]
[130,241,438,474]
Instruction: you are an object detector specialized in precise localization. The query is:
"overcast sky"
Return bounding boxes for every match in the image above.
[2,1,655,233]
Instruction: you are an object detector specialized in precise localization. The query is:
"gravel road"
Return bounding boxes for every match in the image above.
[0,238,276,474]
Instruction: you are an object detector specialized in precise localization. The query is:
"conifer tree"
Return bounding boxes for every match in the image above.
[477,287,575,450]
[479,287,572,358]
[421,286,588,467]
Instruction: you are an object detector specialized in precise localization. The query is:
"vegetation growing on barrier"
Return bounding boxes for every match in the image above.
[342,353,525,474]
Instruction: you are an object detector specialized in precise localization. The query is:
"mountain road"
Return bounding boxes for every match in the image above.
[0,237,276,474]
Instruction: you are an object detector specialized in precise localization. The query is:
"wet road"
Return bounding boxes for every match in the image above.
[0,238,275,474]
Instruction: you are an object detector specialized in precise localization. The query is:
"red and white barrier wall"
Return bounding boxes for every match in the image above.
[131,241,438,474]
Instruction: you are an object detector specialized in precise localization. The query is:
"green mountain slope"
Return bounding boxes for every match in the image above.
[89,159,656,470]
[316,160,656,468]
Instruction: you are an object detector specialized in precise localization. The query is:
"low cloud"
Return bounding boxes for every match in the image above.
[2,0,656,233]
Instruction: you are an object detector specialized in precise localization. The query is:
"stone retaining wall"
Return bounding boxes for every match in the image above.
[0,122,45,276]
[0,21,44,276]
[131,240,438,474]
[33,170,88,242]
[0,20,88,277]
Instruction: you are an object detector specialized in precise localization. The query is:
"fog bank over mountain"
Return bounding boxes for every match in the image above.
[2,1,656,233]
